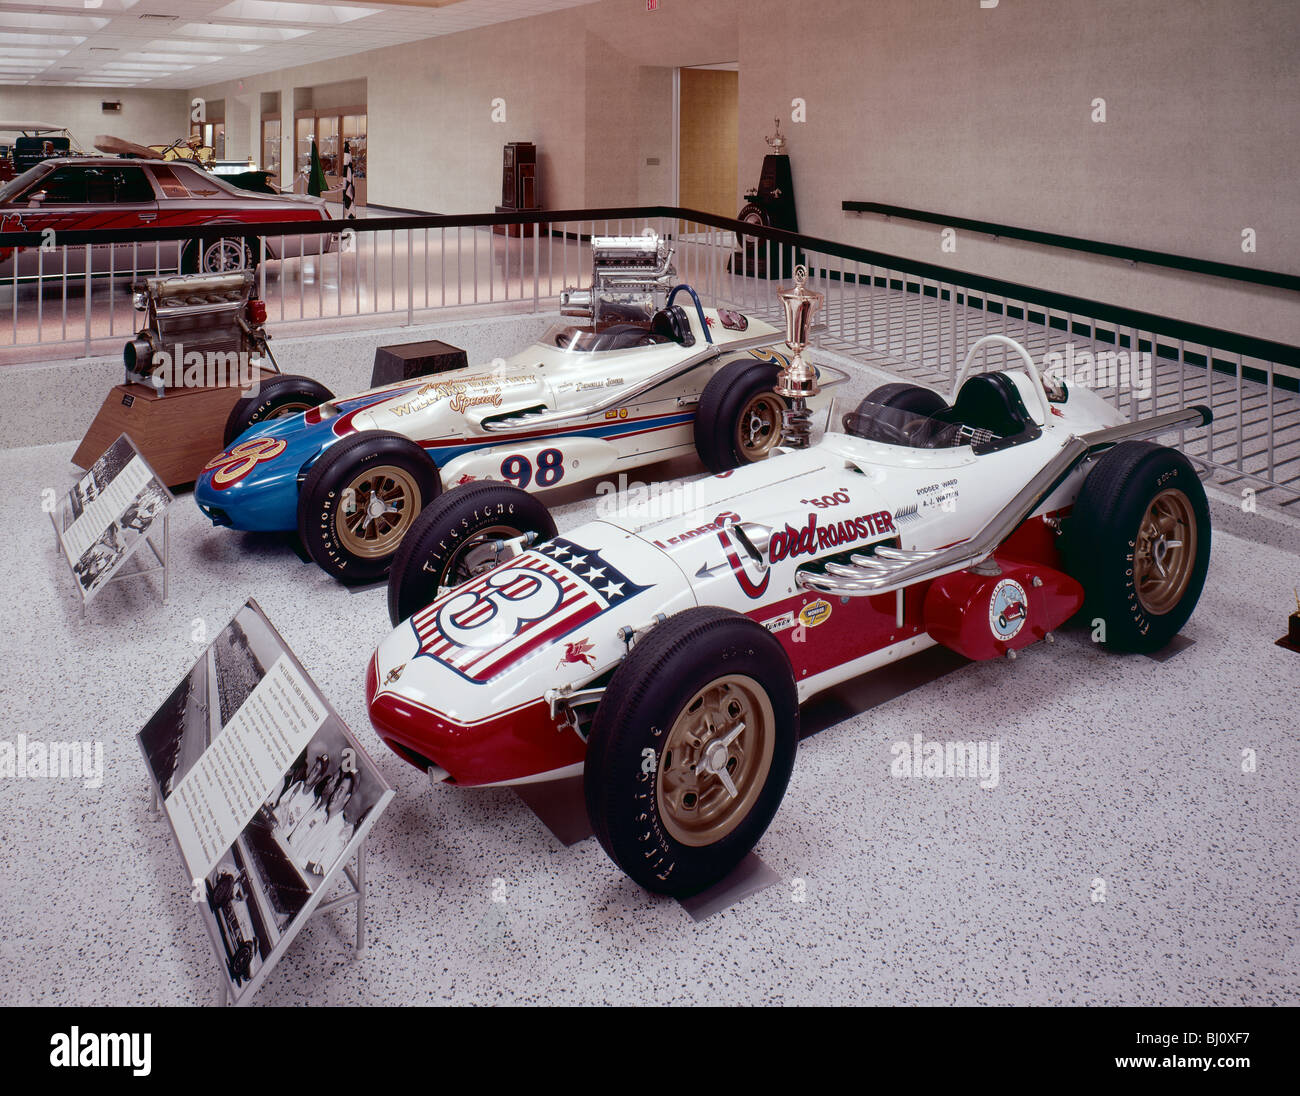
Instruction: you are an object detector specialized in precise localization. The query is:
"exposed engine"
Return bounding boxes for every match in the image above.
[559,231,676,326]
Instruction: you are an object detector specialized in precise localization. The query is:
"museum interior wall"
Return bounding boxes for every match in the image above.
[738,0,1300,343]
[0,85,190,151]
[181,0,1299,341]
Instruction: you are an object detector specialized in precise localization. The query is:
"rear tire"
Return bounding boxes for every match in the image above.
[223,374,333,446]
[386,482,557,624]
[584,606,799,897]
[694,357,789,473]
[297,431,440,584]
[1063,441,1210,652]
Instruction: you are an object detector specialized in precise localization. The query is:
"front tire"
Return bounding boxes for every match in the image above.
[386,482,557,624]
[694,357,789,473]
[1063,441,1210,652]
[297,431,440,584]
[223,374,334,446]
[584,606,799,897]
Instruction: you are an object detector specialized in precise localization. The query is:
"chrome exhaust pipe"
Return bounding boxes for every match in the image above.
[796,404,1213,598]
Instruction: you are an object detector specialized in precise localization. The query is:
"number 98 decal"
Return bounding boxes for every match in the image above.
[500,448,564,490]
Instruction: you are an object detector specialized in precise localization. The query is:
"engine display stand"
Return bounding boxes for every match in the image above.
[74,369,279,489]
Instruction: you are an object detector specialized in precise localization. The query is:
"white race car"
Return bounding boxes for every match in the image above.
[195,233,835,583]
[367,334,1213,896]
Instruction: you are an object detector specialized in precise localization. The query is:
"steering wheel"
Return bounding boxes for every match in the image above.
[949,334,1051,424]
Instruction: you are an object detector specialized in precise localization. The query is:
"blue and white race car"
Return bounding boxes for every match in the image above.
[195,233,821,582]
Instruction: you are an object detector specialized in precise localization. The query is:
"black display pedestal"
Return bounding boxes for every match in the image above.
[370,340,467,388]
[729,152,801,279]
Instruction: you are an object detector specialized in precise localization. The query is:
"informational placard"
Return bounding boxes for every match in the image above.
[55,433,172,601]
[137,600,393,1005]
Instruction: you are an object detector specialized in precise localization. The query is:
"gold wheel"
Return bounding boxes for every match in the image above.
[265,400,313,420]
[434,523,519,593]
[336,464,421,560]
[735,392,785,462]
[1134,488,1196,616]
[656,674,775,847]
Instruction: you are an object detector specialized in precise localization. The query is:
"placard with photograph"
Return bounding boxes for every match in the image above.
[54,433,172,603]
[137,599,394,1004]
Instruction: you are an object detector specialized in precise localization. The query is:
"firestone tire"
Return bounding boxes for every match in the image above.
[1063,440,1210,653]
[223,374,334,446]
[297,431,440,585]
[693,358,788,473]
[583,606,799,898]
[386,481,557,625]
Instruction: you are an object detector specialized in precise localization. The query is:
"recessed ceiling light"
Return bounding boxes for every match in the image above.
[128,52,224,65]
[177,22,311,41]
[209,1,382,26]
[4,47,70,59]
[0,12,110,32]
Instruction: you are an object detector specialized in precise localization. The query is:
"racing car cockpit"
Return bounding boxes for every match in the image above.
[843,370,1043,455]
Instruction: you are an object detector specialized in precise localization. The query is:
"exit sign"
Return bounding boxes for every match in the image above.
[647,0,659,10]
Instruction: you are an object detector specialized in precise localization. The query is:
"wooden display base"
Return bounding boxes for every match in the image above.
[73,370,278,488]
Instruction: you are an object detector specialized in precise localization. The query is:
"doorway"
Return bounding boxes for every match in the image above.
[677,64,739,219]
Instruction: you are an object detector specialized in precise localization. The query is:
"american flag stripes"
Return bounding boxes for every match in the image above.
[409,539,648,683]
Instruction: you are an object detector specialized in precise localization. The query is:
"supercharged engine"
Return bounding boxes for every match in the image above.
[559,231,676,326]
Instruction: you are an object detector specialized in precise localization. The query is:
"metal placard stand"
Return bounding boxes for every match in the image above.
[52,433,172,619]
[138,599,394,1007]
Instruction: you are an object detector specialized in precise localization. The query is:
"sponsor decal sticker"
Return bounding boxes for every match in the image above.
[557,638,596,669]
[990,579,1028,640]
[768,510,896,562]
[798,599,833,628]
[760,610,796,634]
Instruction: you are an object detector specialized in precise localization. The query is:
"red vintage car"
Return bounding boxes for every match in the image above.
[0,155,336,278]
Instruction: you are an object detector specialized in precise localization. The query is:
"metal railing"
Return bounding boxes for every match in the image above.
[3,205,1299,506]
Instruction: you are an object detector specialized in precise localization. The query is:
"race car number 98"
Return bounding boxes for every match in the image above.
[500,448,564,489]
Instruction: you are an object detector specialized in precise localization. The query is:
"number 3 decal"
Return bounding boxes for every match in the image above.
[436,567,562,647]
[500,448,564,490]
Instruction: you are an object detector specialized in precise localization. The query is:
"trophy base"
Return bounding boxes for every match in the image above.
[1277,612,1300,653]
[728,242,802,281]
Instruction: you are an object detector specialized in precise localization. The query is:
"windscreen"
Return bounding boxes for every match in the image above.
[842,400,975,449]
[540,322,669,353]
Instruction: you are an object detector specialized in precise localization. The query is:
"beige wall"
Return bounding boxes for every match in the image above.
[191,0,738,214]
[182,0,1298,344]
[679,69,738,219]
[739,0,1300,343]
[0,86,189,153]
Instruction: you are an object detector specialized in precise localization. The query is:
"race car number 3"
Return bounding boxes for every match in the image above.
[500,448,564,489]
[436,567,562,647]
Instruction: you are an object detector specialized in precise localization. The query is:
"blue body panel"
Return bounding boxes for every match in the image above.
[194,379,696,534]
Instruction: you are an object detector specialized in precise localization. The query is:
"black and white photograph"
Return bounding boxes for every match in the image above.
[139,600,391,1003]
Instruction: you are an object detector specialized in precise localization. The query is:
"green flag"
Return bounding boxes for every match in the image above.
[307,136,327,197]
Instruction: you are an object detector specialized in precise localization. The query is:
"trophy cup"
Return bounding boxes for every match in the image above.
[765,118,788,156]
[775,265,823,448]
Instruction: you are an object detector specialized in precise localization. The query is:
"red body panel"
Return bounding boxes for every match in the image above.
[366,654,587,785]
[923,557,1083,660]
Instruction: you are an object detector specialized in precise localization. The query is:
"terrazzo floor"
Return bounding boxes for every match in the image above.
[0,413,1297,1005]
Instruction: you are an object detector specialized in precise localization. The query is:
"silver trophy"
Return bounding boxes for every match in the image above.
[775,266,822,447]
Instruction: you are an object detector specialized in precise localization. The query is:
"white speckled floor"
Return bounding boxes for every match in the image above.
[1,325,1297,1007]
